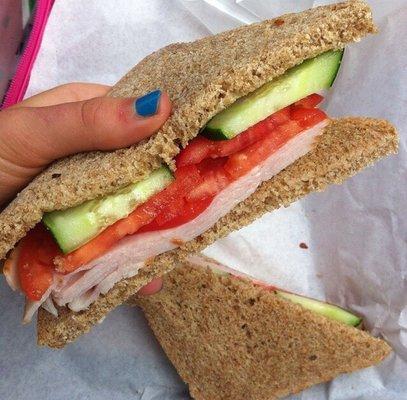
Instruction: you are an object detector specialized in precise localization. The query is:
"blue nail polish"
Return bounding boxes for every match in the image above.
[135,90,161,117]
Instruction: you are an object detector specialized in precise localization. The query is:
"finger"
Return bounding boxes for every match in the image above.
[1,90,171,167]
[11,83,111,108]
[137,278,163,296]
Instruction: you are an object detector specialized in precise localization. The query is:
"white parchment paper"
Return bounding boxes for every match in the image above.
[1,1,406,399]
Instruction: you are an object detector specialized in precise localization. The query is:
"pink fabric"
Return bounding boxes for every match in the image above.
[1,0,54,109]
[0,1,23,101]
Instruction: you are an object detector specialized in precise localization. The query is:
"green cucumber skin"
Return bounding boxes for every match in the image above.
[276,290,362,327]
[201,127,230,140]
[43,166,174,254]
[202,50,343,141]
[328,48,344,87]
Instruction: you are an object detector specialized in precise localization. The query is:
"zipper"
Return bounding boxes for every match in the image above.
[1,0,54,109]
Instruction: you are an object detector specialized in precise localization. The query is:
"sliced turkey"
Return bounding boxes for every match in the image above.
[23,285,54,324]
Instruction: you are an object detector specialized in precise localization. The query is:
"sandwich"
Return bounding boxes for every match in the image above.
[0,0,398,348]
[135,255,391,400]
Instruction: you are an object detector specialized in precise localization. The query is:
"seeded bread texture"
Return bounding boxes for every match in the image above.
[37,117,398,348]
[136,260,391,400]
[0,0,377,260]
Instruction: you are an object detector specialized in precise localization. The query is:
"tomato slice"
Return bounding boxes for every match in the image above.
[186,159,231,202]
[18,224,60,301]
[267,106,291,125]
[213,123,269,158]
[294,93,324,108]
[274,120,303,137]
[155,197,186,226]
[140,197,214,232]
[176,136,215,167]
[224,120,303,180]
[195,157,228,174]
[176,125,269,168]
[141,159,229,232]
[290,107,327,129]
[55,165,201,273]
[186,169,230,202]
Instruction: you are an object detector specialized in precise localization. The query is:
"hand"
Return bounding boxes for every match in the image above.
[0,83,171,204]
[0,82,170,295]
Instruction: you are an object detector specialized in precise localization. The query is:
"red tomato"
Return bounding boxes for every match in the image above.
[176,123,269,167]
[213,124,269,158]
[140,197,213,232]
[222,153,250,181]
[18,224,60,301]
[176,137,215,168]
[195,157,228,174]
[55,165,201,273]
[294,93,324,108]
[290,107,327,129]
[274,120,303,137]
[141,160,229,232]
[186,168,230,202]
[193,158,230,196]
[268,106,291,125]
[155,197,186,226]
[224,119,304,180]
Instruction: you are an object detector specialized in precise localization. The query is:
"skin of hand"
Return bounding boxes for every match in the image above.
[0,82,169,295]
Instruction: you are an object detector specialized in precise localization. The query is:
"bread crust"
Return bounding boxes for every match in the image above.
[136,258,391,400]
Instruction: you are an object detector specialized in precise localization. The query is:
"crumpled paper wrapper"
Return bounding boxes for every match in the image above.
[1,1,406,399]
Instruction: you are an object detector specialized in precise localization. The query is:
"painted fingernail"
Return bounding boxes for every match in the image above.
[134,89,161,117]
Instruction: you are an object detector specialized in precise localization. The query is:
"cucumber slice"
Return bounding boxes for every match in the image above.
[203,50,343,140]
[276,291,362,327]
[43,166,174,254]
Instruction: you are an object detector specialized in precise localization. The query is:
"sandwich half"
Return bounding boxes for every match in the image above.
[0,0,398,348]
[136,255,391,400]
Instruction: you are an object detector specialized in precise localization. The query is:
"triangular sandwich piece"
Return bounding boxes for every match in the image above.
[136,256,391,400]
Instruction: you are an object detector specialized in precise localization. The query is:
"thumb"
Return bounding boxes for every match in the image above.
[1,90,171,167]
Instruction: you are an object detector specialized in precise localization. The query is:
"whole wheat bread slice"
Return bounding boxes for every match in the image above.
[136,257,391,400]
[37,117,397,347]
[0,1,397,347]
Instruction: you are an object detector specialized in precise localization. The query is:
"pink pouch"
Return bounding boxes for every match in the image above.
[0,1,23,101]
[2,0,54,109]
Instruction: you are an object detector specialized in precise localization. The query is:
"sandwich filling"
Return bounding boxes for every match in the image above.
[3,50,343,322]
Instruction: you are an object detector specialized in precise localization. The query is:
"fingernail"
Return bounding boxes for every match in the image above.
[134,89,161,117]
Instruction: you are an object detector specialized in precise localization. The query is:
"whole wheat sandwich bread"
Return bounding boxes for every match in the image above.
[136,256,391,400]
[0,0,398,348]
